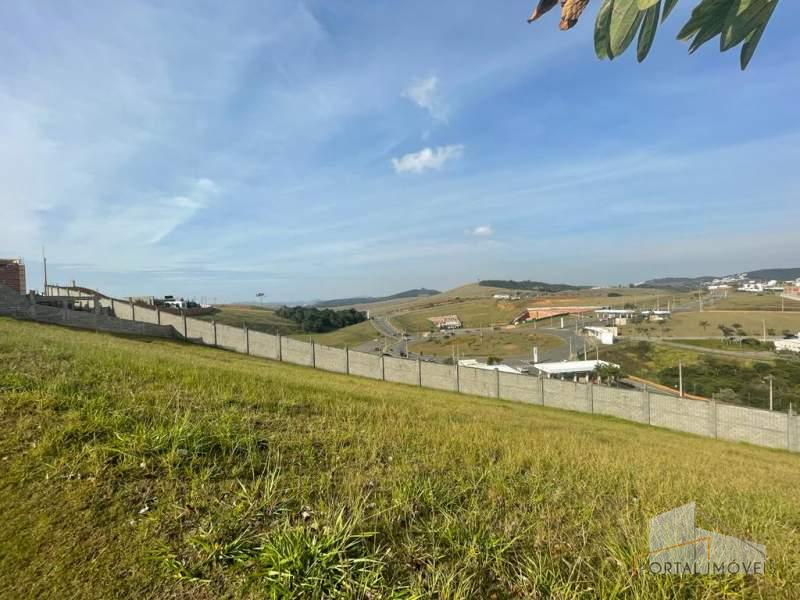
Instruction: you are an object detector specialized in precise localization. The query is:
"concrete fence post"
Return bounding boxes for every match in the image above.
[278,335,283,361]
[156,308,161,326]
[130,299,136,322]
[787,404,795,451]
[182,313,188,339]
[709,400,718,439]
[495,368,501,398]
[380,354,385,381]
[110,298,115,316]
[212,320,217,346]
[455,364,460,393]
[62,299,68,322]
[311,340,316,368]
[539,375,545,406]
[345,346,350,375]
[244,324,250,355]
[587,381,594,413]
[417,358,422,387]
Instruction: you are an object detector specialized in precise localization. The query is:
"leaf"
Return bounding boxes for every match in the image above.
[722,0,777,51]
[610,0,645,57]
[637,0,660,8]
[595,0,615,59]
[740,17,769,69]
[637,2,661,62]
[677,0,736,54]
[662,0,680,21]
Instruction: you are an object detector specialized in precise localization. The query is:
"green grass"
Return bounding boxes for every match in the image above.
[711,292,800,312]
[290,320,383,348]
[198,304,301,335]
[672,338,775,353]
[622,310,800,338]
[2,317,800,598]
[409,330,563,359]
[597,341,800,411]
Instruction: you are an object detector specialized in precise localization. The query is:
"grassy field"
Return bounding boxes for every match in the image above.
[391,299,530,332]
[290,320,383,348]
[2,318,800,598]
[409,330,563,360]
[596,341,800,411]
[198,305,301,335]
[672,338,776,353]
[622,310,800,338]
[710,292,800,312]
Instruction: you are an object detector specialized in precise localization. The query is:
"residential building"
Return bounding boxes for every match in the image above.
[0,258,26,294]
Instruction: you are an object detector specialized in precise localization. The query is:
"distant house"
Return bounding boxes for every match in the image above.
[583,326,617,345]
[774,337,800,353]
[428,315,462,330]
[493,293,512,300]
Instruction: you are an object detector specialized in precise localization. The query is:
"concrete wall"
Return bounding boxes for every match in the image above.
[593,385,645,423]
[134,305,160,325]
[347,350,382,380]
[543,378,591,413]
[315,344,348,374]
[249,330,280,360]
[384,356,420,386]
[499,373,543,405]
[22,283,800,454]
[420,361,458,392]
[716,404,788,450]
[458,366,498,398]
[216,323,246,353]
[186,317,215,345]
[649,393,712,437]
[282,337,313,367]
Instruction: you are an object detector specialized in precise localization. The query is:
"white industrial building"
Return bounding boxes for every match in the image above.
[458,359,522,374]
[428,315,462,330]
[533,360,619,379]
[775,337,800,353]
[583,326,617,345]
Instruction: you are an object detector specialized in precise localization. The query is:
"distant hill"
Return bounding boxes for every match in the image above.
[744,268,800,281]
[638,267,800,290]
[314,288,440,308]
[636,276,718,290]
[479,280,588,293]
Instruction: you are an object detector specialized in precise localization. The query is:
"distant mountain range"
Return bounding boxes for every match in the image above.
[479,280,589,293]
[313,288,440,308]
[638,268,800,290]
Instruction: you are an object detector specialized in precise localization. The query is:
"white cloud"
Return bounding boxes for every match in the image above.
[392,145,464,174]
[403,76,447,121]
[468,225,493,237]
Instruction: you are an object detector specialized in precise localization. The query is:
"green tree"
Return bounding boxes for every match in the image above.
[528,0,780,69]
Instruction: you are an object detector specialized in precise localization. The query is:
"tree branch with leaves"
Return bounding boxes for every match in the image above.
[528,0,780,69]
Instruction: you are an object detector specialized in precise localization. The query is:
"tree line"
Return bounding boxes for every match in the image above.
[277,306,367,333]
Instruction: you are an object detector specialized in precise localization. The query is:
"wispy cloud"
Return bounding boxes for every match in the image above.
[467,225,494,237]
[392,145,464,174]
[403,76,448,121]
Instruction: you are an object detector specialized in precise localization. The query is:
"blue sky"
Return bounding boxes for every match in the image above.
[2,1,799,302]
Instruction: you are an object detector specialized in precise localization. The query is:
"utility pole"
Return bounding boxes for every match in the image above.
[42,246,48,295]
[765,375,775,411]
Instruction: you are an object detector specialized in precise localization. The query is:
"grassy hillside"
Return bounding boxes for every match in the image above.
[622,311,800,338]
[290,320,382,348]
[597,341,800,411]
[199,304,301,335]
[711,292,800,312]
[2,318,800,598]
[409,330,563,360]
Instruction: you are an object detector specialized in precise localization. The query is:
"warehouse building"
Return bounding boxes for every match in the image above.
[0,258,26,294]
[428,315,462,330]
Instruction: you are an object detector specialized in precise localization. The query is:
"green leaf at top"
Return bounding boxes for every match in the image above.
[722,0,777,51]
[638,2,661,62]
[662,0,680,21]
[595,0,615,59]
[610,0,645,57]
[637,0,661,9]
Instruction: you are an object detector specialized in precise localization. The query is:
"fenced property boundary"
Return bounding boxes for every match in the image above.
[26,285,800,454]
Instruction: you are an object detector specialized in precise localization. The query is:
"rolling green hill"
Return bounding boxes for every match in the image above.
[1,317,799,598]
